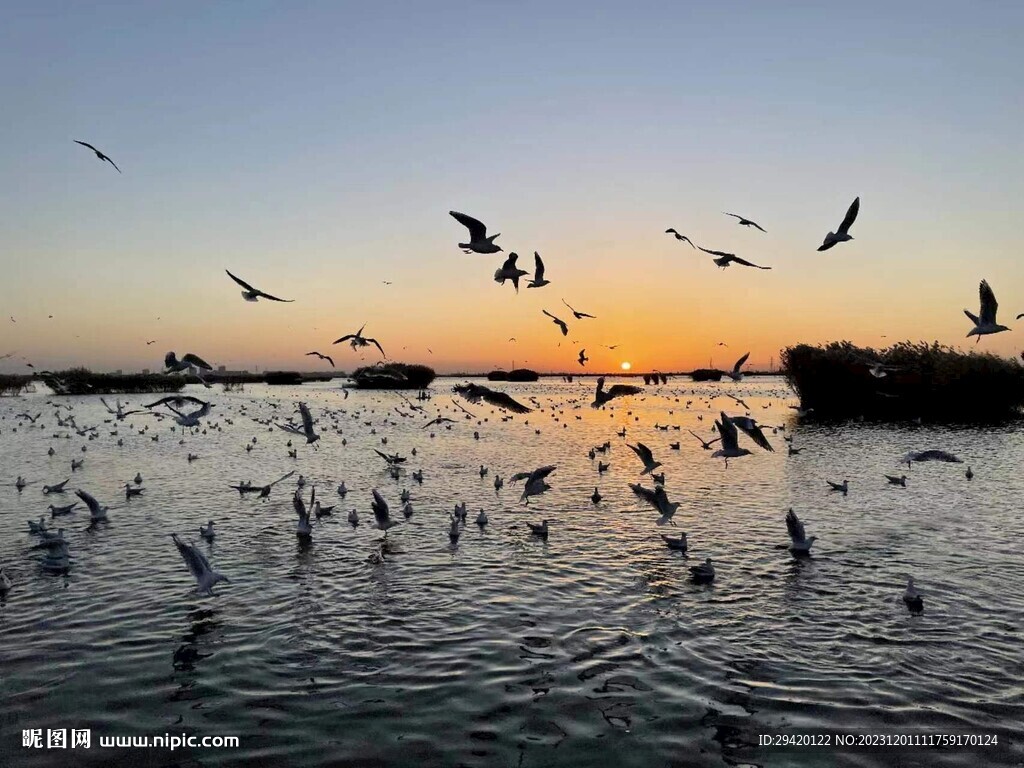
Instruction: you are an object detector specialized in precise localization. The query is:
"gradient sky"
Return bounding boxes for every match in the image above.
[1,2,1022,374]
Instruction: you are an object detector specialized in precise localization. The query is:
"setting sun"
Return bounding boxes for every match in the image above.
[620,362,631,370]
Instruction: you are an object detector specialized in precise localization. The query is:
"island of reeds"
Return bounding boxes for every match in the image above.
[781,341,1024,421]
[39,368,186,396]
[0,374,29,396]
[352,362,436,389]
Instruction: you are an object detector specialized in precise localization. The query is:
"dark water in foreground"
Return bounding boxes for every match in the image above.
[1,377,1021,767]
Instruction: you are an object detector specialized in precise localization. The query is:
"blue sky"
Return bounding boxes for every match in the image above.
[1,2,1022,372]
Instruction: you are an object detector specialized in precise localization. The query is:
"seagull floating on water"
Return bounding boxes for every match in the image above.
[689,558,716,583]
[903,577,924,614]
[785,509,816,555]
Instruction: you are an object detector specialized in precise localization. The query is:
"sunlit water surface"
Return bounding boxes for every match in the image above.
[1,377,1022,767]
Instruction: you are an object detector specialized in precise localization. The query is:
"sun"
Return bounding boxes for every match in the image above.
[620,361,632,370]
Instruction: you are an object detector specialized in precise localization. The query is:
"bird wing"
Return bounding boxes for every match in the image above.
[366,338,386,357]
[182,353,213,370]
[332,334,355,344]
[963,309,980,325]
[732,417,774,451]
[74,489,101,515]
[785,510,806,543]
[561,299,576,313]
[225,269,255,292]
[729,255,771,269]
[979,280,998,324]
[276,422,303,435]
[74,140,98,152]
[449,211,487,240]
[299,402,315,435]
[453,384,531,413]
[629,443,654,465]
[533,252,545,280]
[837,196,860,234]
[628,482,660,509]
[542,309,558,321]
[733,352,750,374]
[697,246,735,259]
[607,384,642,399]
[164,351,177,369]
[268,470,296,487]
[172,534,209,581]
[254,288,294,302]
[717,414,739,450]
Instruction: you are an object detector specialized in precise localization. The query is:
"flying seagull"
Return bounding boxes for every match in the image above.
[165,352,212,373]
[276,402,320,445]
[817,196,860,251]
[711,413,753,465]
[665,229,697,247]
[511,465,557,504]
[627,442,662,475]
[578,349,588,367]
[224,270,294,302]
[305,351,335,367]
[527,252,550,288]
[450,211,502,254]
[453,383,532,414]
[688,429,721,451]
[542,310,568,336]
[629,483,680,526]
[74,140,120,173]
[698,246,771,270]
[333,324,386,357]
[727,352,750,381]
[723,212,766,232]
[785,509,816,554]
[964,279,1010,342]
[171,534,228,595]
[591,376,642,408]
[494,253,530,293]
[561,299,595,319]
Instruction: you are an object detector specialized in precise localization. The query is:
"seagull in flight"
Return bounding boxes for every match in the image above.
[665,229,696,247]
[306,351,335,367]
[711,413,753,465]
[629,483,680,526]
[171,534,228,595]
[591,376,642,408]
[578,349,588,367]
[276,402,320,445]
[785,509,816,554]
[723,212,766,232]
[453,383,532,413]
[225,270,294,302]
[527,252,550,288]
[964,279,1010,342]
[727,352,750,381]
[165,351,212,374]
[627,442,662,475]
[450,211,502,254]
[817,196,860,251]
[74,140,121,173]
[542,310,569,336]
[511,466,556,504]
[333,324,386,357]
[561,299,595,320]
[494,253,529,293]
[145,340,157,345]
[698,246,771,270]
[687,429,721,451]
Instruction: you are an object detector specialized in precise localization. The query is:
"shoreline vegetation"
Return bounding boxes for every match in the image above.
[351,363,436,389]
[781,341,1024,421]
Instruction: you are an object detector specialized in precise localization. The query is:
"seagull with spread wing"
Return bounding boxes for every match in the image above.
[494,253,530,293]
[665,229,697,247]
[817,196,860,251]
[592,376,642,408]
[964,279,1010,342]
[305,351,335,367]
[224,270,294,302]
[786,509,816,555]
[453,383,532,414]
[629,483,680,526]
[711,413,753,466]
[527,252,550,288]
[561,299,595,319]
[165,351,212,374]
[698,245,772,270]
[627,443,662,475]
[333,324,386,357]
[723,212,767,232]
[449,211,502,254]
[74,140,121,173]
[171,534,228,595]
[688,429,721,451]
[578,349,588,367]
[542,309,569,336]
[727,352,750,381]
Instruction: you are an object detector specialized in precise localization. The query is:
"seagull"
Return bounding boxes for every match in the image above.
[542,310,569,336]
[727,416,774,452]
[171,534,228,595]
[885,475,907,487]
[966,466,974,481]
[827,479,849,495]
[475,508,489,526]
[687,429,721,451]
[164,352,213,374]
[75,489,108,521]
[527,520,549,539]
[527,252,550,288]
[370,489,400,535]
[902,449,962,468]
[453,383,531,413]
[0,568,11,595]
[903,577,924,614]
[964,279,1010,342]
[727,352,750,381]
[48,502,78,517]
[422,416,456,429]
[689,558,716,583]
[578,349,588,367]
[448,514,461,543]
[27,517,48,534]
[333,324,386,357]
[511,466,556,504]
[74,140,121,173]
[592,377,642,408]
[294,490,313,540]
[711,413,752,465]
[591,487,602,504]
[450,211,502,254]
[305,351,335,367]
[665,229,696,247]
[658,531,689,552]
[629,483,680,525]
[627,443,662,475]
[785,509,816,555]
[698,246,772,270]
[559,299,596,320]
[723,212,766,232]
[200,521,215,540]
[42,479,70,494]
[817,196,860,251]
[224,270,294,302]
[276,402,320,445]
[493,253,530,293]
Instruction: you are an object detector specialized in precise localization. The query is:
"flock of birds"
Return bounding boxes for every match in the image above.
[2,141,1017,617]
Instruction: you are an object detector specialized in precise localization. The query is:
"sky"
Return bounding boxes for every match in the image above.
[1,1,1022,375]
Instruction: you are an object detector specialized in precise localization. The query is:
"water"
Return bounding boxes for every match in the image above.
[1,377,1022,767]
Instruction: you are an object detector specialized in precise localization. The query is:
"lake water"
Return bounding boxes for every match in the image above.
[1,376,1022,767]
